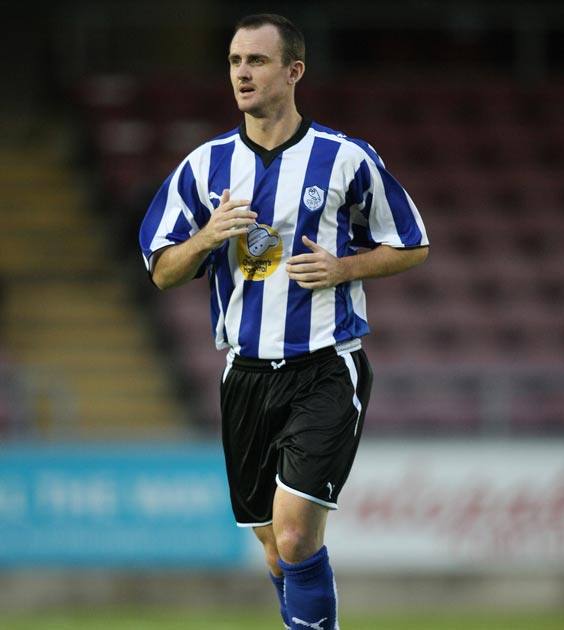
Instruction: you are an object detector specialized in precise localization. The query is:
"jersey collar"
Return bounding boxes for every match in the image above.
[239,117,311,168]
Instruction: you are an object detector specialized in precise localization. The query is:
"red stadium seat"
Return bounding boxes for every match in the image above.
[69,71,564,436]
[73,73,142,123]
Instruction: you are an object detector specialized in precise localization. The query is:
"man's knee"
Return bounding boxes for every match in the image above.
[272,489,328,564]
[254,525,282,575]
[274,523,320,564]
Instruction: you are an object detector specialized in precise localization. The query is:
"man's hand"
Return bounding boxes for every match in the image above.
[199,189,256,250]
[152,189,255,290]
[286,235,429,290]
[286,235,345,289]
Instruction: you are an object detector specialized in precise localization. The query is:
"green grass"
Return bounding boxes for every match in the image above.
[2,609,564,630]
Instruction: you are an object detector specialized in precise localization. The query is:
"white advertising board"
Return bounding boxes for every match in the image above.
[325,440,564,573]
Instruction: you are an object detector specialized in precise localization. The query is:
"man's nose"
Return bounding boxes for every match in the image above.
[236,63,251,79]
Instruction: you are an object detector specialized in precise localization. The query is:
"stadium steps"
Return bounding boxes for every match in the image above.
[0,117,191,440]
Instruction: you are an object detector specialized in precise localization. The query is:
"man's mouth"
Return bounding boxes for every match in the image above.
[239,85,255,94]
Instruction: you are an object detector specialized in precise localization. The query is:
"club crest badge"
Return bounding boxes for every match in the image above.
[303,186,325,212]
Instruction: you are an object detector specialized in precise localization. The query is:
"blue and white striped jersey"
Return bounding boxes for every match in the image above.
[140,119,428,359]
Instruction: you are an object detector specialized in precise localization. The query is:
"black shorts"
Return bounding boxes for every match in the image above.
[220,342,373,527]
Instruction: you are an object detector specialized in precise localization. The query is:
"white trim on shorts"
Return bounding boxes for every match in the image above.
[276,474,339,511]
[334,338,361,356]
[236,519,273,529]
[342,351,363,436]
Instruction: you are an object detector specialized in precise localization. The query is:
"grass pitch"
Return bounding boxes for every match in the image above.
[2,609,564,630]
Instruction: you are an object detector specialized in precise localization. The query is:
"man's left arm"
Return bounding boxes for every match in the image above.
[286,235,429,289]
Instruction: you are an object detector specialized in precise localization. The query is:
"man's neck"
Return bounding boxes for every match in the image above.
[244,109,302,151]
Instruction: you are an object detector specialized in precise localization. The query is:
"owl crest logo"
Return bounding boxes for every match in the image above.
[303,185,325,212]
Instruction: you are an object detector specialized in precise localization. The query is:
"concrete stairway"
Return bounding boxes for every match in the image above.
[0,117,192,440]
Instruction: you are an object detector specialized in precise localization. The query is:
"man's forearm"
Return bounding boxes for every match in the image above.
[151,233,212,289]
[341,245,429,282]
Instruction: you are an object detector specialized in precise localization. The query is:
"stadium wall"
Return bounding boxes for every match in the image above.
[0,440,563,612]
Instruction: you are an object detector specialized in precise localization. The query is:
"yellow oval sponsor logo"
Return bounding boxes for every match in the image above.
[237,223,283,281]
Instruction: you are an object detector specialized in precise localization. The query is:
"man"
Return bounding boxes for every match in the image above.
[140,13,429,630]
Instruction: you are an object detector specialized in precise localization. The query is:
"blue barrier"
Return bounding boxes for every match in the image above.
[0,443,246,568]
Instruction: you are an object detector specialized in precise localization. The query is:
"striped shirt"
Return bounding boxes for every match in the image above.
[139,118,429,359]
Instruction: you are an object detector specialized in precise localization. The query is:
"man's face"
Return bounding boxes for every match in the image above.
[228,25,293,117]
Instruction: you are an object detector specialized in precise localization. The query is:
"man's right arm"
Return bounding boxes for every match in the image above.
[151,189,255,290]
[151,234,213,289]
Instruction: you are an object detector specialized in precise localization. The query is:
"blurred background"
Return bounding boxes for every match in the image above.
[1,0,563,621]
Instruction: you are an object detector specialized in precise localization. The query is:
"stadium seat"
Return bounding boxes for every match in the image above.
[510,393,564,434]
[70,71,564,437]
[72,73,142,124]
[365,372,484,435]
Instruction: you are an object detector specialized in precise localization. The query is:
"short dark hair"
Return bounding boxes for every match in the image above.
[233,13,306,66]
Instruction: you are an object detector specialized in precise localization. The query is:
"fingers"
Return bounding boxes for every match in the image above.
[286,259,328,288]
[301,234,322,251]
[214,189,255,230]
[215,188,253,219]
[218,197,254,215]
[286,260,318,273]
[286,238,325,272]
[201,189,256,249]
[286,237,341,288]
[290,274,326,289]
[286,237,323,265]
[219,189,253,215]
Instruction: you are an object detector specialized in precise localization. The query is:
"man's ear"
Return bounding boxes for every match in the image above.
[289,61,305,85]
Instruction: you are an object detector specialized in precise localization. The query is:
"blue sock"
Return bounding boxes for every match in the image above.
[278,545,339,630]
[270,572,290,629]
